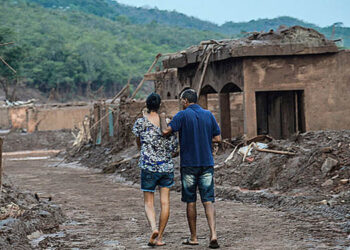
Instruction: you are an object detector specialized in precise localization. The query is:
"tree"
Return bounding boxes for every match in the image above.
[0,28,24,101]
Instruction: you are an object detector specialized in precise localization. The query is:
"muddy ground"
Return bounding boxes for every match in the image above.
[1,130,74,152]
[0,175,65,249]
[1,130,350,249]
[3,156,349,249]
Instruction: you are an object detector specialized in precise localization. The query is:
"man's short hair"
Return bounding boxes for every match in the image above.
[180,89,197,103]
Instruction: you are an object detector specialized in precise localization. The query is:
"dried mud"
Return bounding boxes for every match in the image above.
[0,177,65,249]
[2,129,350,248]
[67,130,350,235]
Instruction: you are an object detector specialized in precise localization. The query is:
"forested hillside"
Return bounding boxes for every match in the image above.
[0,0,349,101]
[0,0,225,100]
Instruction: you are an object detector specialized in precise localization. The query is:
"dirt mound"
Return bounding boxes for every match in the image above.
[0,176,65,249]
[217,130,350,195]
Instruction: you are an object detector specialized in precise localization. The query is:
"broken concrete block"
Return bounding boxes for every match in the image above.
[321,157,338,176]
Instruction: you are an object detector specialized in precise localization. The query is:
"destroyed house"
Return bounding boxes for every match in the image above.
[145,26,350,139]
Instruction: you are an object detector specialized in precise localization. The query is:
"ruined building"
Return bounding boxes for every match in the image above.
[145,26,350,139]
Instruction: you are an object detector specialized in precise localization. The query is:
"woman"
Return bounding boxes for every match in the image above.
[132,93,178,246]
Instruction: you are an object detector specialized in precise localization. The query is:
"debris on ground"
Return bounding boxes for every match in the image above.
[65,129,350,227]
[217,130,350,195]
[0,176,65,249]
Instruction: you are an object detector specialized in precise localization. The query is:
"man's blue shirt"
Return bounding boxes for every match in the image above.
[169,104,221,167]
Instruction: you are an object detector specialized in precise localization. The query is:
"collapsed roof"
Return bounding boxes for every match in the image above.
[162,26,339,69]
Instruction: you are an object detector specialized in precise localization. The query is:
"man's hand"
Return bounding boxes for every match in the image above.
[160,112,172,136]
[212,135,222,143]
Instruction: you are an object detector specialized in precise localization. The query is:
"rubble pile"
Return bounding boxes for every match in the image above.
[0,176,65,249]
[217,130,350,195]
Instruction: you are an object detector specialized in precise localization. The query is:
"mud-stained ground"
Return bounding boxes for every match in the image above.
[1,130,350,249]
[1,130,74,152]
[3,156,349,249]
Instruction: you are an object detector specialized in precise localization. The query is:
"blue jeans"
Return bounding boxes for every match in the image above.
[180,166,215,203]
[141,169,174,192]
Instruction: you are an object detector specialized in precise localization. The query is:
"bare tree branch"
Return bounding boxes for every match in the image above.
[0,56,17,74]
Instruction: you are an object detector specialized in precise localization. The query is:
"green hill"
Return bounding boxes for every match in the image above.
[0,0,349,100]
[0,0,225,100]
[28,0,350,46]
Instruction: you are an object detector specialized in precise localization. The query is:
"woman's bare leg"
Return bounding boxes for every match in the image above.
[144,191,158,245]
[157,187,170,245]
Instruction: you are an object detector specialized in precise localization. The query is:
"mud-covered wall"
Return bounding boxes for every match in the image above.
[177,57,244,93]
[8,107,27,129]
[0,107,10,129]
[27,106,91,132]
[243,50,350,137]
[0,105,91,132]
[207,93,244,137]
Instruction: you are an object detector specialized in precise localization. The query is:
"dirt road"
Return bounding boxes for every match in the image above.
[4,155,348,249]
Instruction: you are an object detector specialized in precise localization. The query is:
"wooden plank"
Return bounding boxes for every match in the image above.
[256,148,296,156]
[281,91,295,138]
[111,80,130,104]
[108,108,114,137]
[131,53,162,99]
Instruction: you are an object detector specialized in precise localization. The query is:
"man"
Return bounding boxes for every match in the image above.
[161,89,221,249]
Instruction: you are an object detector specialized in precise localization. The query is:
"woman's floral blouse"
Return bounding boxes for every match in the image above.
[132,117,178,172]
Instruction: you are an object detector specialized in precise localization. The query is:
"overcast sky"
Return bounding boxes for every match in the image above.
[116,0,350,27]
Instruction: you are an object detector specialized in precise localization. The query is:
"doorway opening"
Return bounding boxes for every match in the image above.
[256,90,305,139]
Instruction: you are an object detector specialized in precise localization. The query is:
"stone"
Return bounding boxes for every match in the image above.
[321,179,333,187]
[340,179,349,184]
[319,200,328,205]
[321,157,338,176]
[320,147,333,153]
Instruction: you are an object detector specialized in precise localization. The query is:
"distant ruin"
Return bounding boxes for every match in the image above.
[146,26,350,139]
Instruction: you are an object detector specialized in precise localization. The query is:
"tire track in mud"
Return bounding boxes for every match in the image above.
[4,156,348,249]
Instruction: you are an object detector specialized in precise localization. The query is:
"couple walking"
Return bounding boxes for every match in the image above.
[132,89,221,248]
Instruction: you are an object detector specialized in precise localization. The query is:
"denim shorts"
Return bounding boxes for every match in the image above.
[180,166,215,203]
[141,169,175,192]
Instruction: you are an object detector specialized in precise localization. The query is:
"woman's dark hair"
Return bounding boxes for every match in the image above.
[146,93,161,112]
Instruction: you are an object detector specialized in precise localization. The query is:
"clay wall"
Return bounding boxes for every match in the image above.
[0,105,91,132]
[176,57,244,94]
[0,108,10,129]
[207,93,244,137]
[243,50,350,137]
[27,106,91,132]
[8,107,27,129]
